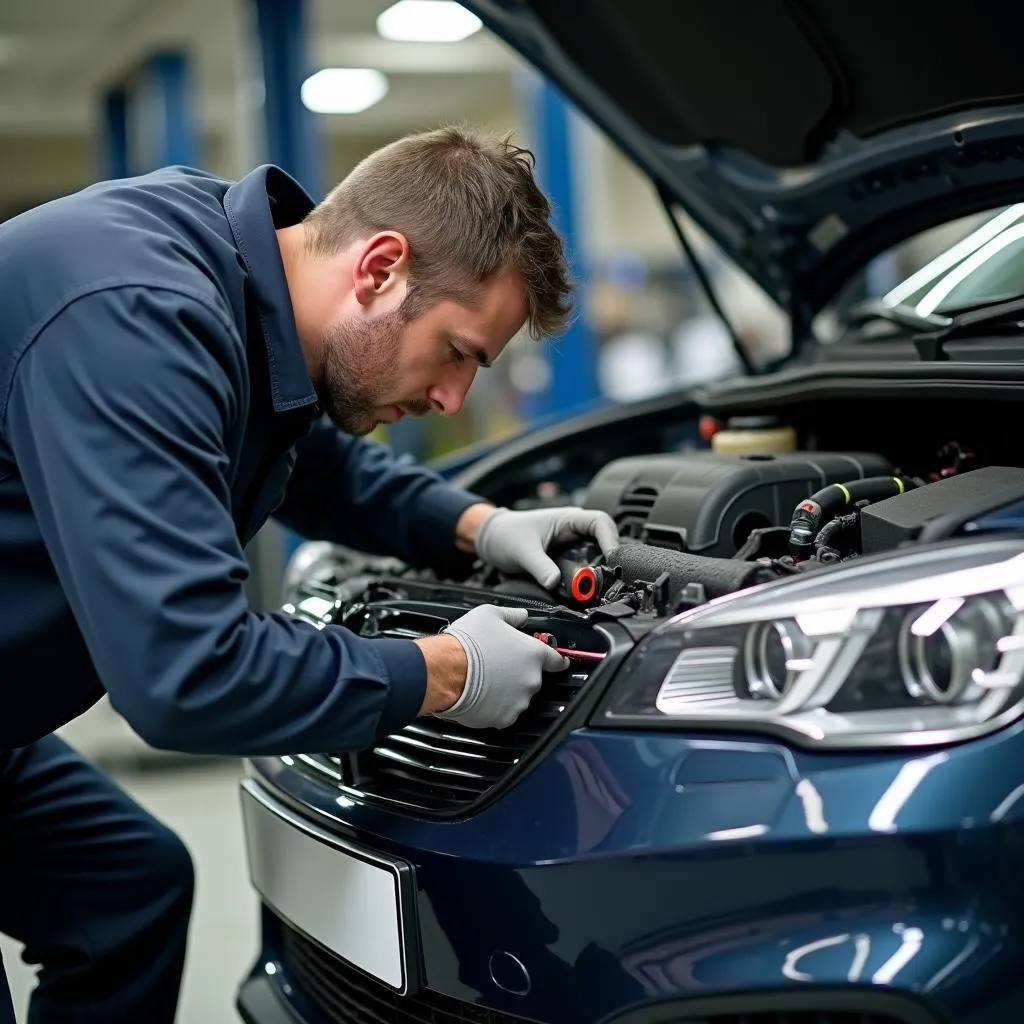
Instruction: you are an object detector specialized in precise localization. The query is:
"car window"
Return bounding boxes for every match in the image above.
[814,203,1024,341]
[913,227,1024,315]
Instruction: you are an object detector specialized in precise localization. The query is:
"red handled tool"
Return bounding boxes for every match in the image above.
[531,632,606,661]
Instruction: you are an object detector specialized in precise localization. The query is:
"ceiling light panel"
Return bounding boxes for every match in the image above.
[300,68,389,113]
[376,1,483,43]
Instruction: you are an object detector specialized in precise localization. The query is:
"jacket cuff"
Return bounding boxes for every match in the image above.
[412,482,487,579]
[371,637,428,737]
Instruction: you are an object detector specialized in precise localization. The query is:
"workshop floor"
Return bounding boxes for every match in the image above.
[1,758,258,1023]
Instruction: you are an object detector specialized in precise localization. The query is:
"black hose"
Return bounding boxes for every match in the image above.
[606,543,775,600]
[788,476,917,561]
[813,511,860,563]
[813,512,857,551]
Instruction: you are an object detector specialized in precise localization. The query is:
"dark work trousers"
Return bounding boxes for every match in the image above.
[0,735,194,1023]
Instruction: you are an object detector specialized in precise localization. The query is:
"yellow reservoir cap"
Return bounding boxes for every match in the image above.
[711,425,797,456]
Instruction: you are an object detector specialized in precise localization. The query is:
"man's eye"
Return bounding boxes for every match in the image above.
[449,344,465,364]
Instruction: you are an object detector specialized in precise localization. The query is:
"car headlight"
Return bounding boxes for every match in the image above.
[593,538,1024,748]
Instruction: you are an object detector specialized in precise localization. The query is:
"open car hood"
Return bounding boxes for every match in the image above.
[467,0,1024,331]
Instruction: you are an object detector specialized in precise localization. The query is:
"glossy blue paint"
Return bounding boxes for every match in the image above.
[245,713,1024,1023]
[965,499,1024,536]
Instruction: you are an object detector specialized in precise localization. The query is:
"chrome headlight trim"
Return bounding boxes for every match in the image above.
[593,538,1024,749]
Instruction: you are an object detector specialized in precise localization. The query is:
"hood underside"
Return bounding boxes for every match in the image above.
[468,0,1024,327]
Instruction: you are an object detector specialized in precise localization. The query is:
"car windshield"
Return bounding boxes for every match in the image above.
[816,203,1024,341]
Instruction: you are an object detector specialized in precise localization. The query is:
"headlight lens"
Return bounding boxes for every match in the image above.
[593,538,1024,748]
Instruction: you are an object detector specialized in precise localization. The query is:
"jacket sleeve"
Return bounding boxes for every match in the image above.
[3,285,426,756]
[272,418,485,579]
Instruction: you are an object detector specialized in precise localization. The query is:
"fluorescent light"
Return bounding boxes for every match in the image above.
[300,68,388,114]
[377,1,482,43]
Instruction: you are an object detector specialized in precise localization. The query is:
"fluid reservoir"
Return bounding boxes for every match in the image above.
[710,415,797,456]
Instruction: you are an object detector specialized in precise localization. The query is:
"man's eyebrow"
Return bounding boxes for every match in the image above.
[448,330,493,368]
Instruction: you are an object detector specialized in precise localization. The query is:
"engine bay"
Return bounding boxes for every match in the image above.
[291,426,1024,630]
[282,405,1024,816]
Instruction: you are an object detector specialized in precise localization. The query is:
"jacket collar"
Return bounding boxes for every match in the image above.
[224,165,320,415]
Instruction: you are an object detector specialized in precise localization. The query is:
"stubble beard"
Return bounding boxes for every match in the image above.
[318,309,405,435]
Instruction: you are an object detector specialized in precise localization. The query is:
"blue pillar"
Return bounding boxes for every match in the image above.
[131,52,199,172]
[519,71,599,422]
[99,52,198,181]
[249,0,324,200]
[101,88,130,180]
[248,0,325,567]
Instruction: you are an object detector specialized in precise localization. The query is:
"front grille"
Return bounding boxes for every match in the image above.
[300,665,586,815]
[282,923,535,1024]
[289,594,601,816]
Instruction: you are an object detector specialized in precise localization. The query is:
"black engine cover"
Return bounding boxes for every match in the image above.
[585,450,893,556]
[861,466,1024,553]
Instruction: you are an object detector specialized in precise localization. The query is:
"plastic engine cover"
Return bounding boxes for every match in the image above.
[585,450,893,556]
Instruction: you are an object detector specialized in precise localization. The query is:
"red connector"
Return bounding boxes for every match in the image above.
[531,632,606,661]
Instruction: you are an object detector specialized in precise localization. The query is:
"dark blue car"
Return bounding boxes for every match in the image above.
[236,3,1024,1022]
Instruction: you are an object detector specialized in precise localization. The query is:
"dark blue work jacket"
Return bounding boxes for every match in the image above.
[0,165,481,755]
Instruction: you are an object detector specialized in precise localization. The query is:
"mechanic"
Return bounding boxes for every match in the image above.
[0,126,619,1024]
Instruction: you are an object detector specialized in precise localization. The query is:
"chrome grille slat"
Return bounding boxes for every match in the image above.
[382,731,518,765]
[367,767,486,797]
[370,745,495,781]
[296,753,343,781]
[535,700,572,717]
[399,723,513,754]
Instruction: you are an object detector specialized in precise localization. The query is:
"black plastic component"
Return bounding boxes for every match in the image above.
[788,517,817,561]
[675,581,708,609]
[606,542,776,600]
[585,451,893,555]
[734,525,792,561]
[787,475,916,560]
[862,466,1024,554]
[552,549,620,605]
[237,974,302,1024]
[587,598,643,621]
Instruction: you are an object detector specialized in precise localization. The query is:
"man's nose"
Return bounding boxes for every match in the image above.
[428,365,476,417]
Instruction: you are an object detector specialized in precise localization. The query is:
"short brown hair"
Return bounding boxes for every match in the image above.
[303,126,573,339]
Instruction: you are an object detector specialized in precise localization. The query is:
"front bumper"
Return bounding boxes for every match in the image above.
[237,721,1024,1024]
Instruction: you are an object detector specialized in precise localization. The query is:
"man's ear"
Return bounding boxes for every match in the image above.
[352,231,410,307]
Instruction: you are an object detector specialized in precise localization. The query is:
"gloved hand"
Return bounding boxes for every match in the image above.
[474,506,620,590]
[434,605,569,729]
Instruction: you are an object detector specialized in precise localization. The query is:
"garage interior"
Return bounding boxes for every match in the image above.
[0,2,1006,1022]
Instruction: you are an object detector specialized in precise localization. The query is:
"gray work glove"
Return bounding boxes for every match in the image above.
[474,506,620,590]
[434,605,569,729]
